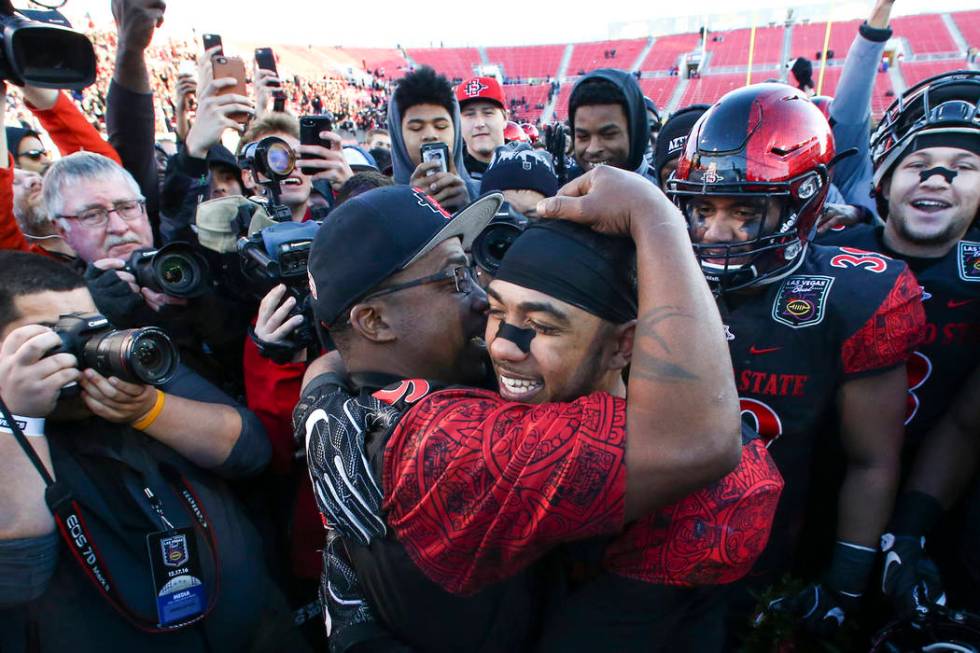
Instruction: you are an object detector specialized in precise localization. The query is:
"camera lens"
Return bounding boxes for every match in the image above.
[85,327,179,385]
[266,143,295,177]
[155,253,203,297]
[473,223,522,275]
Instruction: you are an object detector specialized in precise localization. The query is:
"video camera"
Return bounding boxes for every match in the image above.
[472,204,529,275]
[125,242,211,299]
[238,136,296,222]
[0,1,96,89]
[49,313,179,387]
[238,220,320,353]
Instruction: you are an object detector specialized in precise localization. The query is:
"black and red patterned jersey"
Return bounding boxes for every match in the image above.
[720,243,924,567]
[295,371,628,651]
[819,224,980,450]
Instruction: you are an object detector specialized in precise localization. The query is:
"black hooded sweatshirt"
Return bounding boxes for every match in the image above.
[565,68,655,183]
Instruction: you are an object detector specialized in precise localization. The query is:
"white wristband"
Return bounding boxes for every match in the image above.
[0,415,46,437]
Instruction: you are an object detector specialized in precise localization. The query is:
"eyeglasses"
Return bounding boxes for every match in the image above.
[18,149,48,161]
[59,199,146,229]
[362,265,475,301]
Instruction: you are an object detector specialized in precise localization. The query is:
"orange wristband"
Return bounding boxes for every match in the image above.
[131,389,166,431]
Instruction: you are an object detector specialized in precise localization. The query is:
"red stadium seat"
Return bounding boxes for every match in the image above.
[567,39,649,75]
[890,14,958,55]
[406,47,482,80]
[639,33,702,73]
[486,44,566,80]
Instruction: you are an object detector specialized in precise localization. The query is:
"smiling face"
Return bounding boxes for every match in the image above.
[485,280,630,404]
[883,146,980,254]
[573,103,631,172]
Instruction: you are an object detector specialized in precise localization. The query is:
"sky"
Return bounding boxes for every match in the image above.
[62,0,980,48]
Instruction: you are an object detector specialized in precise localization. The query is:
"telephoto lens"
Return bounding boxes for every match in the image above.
[126,242,211,298]
[52,314,179,386]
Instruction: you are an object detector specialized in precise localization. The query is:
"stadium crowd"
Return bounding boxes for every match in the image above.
[0,0,979,651]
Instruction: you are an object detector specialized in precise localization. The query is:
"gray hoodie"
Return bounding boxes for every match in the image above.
[387,94,481,199]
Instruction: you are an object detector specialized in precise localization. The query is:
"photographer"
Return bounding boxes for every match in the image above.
[238,113,351,221]
[45,152,249,395]
[0,251,305,653]
[387,66,476,211]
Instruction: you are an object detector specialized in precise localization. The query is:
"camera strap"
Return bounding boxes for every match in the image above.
[0,396,221,633]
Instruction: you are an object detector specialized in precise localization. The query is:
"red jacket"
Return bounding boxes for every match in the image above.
[243,336,322,579]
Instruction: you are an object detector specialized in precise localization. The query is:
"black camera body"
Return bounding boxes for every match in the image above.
[51,313,179,387]
[125,242,211,298]
[471,204,529,275]
[238,221,320,352]
[0,4,96,89]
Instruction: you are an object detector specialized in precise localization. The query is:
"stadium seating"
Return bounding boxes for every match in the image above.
[503,83,551,123]
[681,71,780,106]
[790,19,863,64]
[952,10,980,49]
[407,47,481,81]
[890,14,958,55]
[900,60,972,88]
[639,33,702,72]
[705,26,785,68]
[566,39,649,75]
[486,44,565,80]
[639,77,681,110]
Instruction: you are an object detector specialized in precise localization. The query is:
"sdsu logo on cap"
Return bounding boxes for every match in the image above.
[464,79,488,97]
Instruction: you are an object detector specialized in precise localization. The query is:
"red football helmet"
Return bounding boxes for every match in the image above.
[504,121,530,144]
[520,122,540,144]
[668,83,835,291]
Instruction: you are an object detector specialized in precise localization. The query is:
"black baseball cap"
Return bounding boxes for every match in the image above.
[308,186,503,325]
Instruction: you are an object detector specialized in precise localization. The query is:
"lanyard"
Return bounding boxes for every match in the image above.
[0,397,221,632]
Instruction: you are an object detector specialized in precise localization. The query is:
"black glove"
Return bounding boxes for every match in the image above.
[882,491,947,617]
[758,540,875,637]
[323,531,380,653]
[83,264,152,328]
[761,582,859,637]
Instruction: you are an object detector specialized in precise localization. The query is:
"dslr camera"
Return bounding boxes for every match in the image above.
[0,2,96,89]
[125,242,211,299]
[50,313,179,387]
[472,203,529,276]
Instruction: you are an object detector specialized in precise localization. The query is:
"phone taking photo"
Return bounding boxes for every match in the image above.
[202,33,222,56]
[211,55,249,124]
[420,142,449,176]
[299,115,334,176]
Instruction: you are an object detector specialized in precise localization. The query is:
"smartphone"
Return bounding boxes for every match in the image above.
[202,33,223,55]
[254,48,278,76]
[255,47,286,112]
[212,55,249,124]
[299,115,334,175]
[420,142,450,176]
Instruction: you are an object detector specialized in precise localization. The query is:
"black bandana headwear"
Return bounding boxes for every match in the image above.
[495,220,637,324]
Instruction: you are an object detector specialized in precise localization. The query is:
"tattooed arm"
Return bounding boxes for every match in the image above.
[537,168,741,520]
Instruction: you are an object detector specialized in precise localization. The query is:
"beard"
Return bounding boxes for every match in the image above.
[14,193,55,237]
